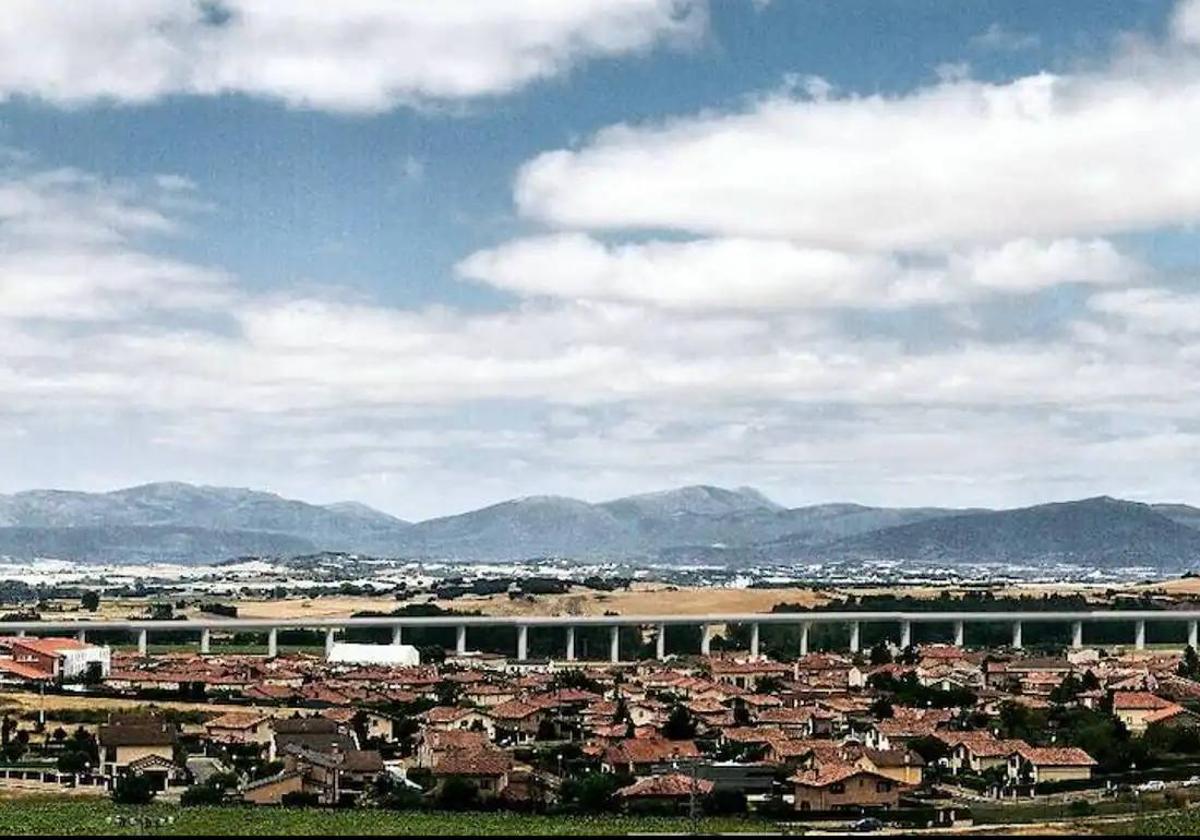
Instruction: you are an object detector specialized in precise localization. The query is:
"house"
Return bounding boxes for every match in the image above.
[489,700,544,744]
[940,733,1030,775]
[432,748,513,799]
[858,749,925,786]
[272,716,356,761]
[1007,746,1096,785]
[789,763,904,811]
[0,636,111,682]
[415,729,492,770]
[615,773,714,812]
[424,705,495,738]
[205,712,273,749]
[245,744,386,805]
[603,737,700,777]
[97,716,183,790]
[1112,692,1181,734]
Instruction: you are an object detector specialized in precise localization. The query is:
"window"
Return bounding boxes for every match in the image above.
[830,782,845,794]
[877,781,891,793]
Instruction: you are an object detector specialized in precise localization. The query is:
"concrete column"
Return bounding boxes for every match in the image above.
[751,623,761,658]
[700,624,712,656]
[849,621,860,653]
[954,621,965,647]
[15,630,24,638]
[391,626,403,645]
[200,628,211,654]
[900,620,912,649]
[517,625,528,661]
[1135,620,1146,651]
[609,626,620,664]
[456,625,467,655]
[267,628,278,658]
[566,626,576,661]
[76,629,86,643]
[1189,621,1198,650]
[799,622,810,656]
[325,628,336,657]
[1012,621,1023,650]
[656,624,666,661]
[137,629,147,656]
[1072,621,1084,649]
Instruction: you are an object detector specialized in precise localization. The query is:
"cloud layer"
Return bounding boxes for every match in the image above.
[0,0,703,111]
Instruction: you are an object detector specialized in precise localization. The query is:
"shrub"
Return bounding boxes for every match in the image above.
[281,790,320,807]
[111,774,157,805]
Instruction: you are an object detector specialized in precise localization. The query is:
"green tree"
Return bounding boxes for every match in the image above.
[1180,646,1200,679]
[662,705,696,740]
[111,774,157,805]
[81,591,100,612]
[436,777,478,810]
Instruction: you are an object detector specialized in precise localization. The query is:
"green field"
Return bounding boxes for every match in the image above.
[1104,808,1200,835]
[0,799,775,836]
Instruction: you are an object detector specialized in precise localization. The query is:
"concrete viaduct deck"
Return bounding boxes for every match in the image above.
[7,610,1199,662]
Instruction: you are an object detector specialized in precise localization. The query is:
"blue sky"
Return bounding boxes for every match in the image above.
[1,0,1199,519]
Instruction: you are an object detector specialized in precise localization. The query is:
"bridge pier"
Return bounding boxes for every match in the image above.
[267,628,278,658]
[849,621,860,654]
[456,625,467,655]
[1012,621,1023,650]
[700,624,712,656]
[751,623,761,658]
[609,626,620,664]
[799,622,810,656]
[325,628,336,657]
[900,620,912,649]
[656,624,666,661]
[137,629,147,656]
[517,626,528,661]
[391,626,403,645]
[1072,621,1083,649]
[566,626,576,661]
[1190,621,1198,651]
[1135,620,1146,651]
[200,628,210,654]
[954,621,964,647]
[76,629,86,643]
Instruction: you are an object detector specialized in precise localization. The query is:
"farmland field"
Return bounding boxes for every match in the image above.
[0,799,775,835]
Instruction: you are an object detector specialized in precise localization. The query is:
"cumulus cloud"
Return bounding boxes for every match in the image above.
[514,33,1200,249]
[0,0,704,111]
[457,233,1138,310]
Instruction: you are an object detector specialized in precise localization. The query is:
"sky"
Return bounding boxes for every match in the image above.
[2,0,1200,520]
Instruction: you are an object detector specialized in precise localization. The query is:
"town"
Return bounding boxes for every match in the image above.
[2,598,1200,834]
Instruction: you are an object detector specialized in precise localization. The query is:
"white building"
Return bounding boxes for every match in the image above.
[326,642,420,667]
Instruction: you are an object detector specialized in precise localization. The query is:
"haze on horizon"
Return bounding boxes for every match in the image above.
[3,0,1200,521]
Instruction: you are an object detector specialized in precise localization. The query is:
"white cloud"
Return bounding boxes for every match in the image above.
[970,23,1040,53]
[0,0,704,112]
[514,35,1200,249]
[1175,0,1200,44]
[1088,287,1200,335]
[458,233,1138,310]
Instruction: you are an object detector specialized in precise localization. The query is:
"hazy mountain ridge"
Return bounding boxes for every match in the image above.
[1,482,1199,570]
[805,497,1200,570]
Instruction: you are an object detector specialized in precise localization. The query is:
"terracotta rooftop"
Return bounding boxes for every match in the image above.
[616,773,714,799]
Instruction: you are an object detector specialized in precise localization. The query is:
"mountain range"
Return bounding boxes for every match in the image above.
[1,482,1200,570]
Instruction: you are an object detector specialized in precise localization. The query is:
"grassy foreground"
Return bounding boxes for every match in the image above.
[1104,808,1200,835]
[0,799,773,836]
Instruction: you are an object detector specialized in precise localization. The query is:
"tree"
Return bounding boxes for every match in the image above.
[869,641,893,666]
[870,697,895,719]
[81,591,100,612]
[56,751,89,774]
[436,777,479,810]
[1181,646,1200,679]
[111,774,157,805]
[662,705,696,740]
[566,772,619,813]
[732,698,751,727]
[433,680,462,707]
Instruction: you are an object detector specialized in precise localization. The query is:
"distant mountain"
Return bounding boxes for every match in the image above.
[394,495,631,559]
[2,481,1199,570]
[793,497,1200,570]
[0,525,315,565]
[0,482,410,561]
